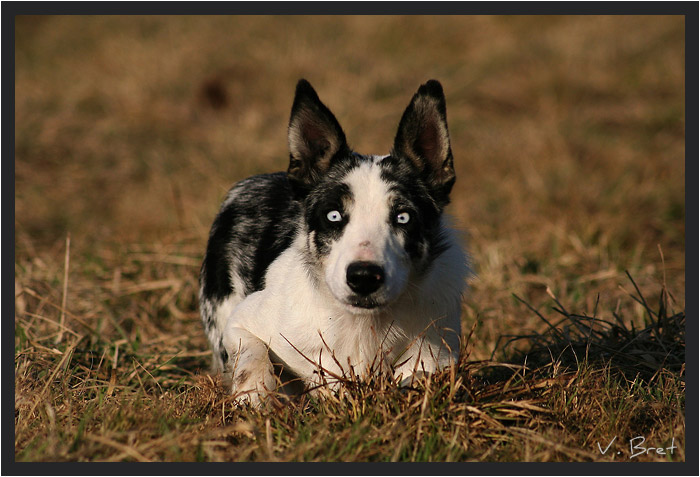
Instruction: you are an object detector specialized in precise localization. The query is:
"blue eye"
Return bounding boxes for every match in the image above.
[396,212,410,224]
[326,210,343,222]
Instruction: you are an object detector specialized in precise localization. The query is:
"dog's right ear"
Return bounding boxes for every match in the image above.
[287,79,349,190]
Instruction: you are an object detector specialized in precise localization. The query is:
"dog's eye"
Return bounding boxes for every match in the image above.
[326,210,343,222]
[396,212,411,224]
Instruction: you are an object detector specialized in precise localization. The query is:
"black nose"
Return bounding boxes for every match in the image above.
[346,261,385,295]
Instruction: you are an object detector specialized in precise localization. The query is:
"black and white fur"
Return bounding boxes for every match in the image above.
[199,79,469,404]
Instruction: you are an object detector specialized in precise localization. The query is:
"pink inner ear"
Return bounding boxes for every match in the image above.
[417,120,441,166]
[303,119,324,143]
[302,119,331,153]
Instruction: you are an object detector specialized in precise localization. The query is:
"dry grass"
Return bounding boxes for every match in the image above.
[14,15,685,462]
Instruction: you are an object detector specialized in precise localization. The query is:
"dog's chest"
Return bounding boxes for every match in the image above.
[274,309,403,381]
[324,314,397,366]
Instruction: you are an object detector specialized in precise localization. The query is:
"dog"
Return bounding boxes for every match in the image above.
[199,79,469,405]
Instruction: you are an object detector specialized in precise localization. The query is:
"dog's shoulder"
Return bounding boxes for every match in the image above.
[201,171,302,301]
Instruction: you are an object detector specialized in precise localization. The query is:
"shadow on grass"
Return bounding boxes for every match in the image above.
[485,272,685,384]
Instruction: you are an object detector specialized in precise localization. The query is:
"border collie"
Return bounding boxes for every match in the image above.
[199,79,469,405]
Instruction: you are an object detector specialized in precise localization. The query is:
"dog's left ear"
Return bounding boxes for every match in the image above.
[392,80,455,204]
[287,79,349,190]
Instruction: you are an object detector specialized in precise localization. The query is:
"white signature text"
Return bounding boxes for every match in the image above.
[596,436,677,459]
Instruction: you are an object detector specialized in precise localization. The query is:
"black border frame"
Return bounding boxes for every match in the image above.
[5,2,697,475]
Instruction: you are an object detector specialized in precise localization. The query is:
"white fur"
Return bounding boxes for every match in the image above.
[324,160,409,310]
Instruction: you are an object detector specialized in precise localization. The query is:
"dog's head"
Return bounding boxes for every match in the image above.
[287,79,456,313]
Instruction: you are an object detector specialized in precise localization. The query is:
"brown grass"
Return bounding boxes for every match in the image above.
[15,15,685,462]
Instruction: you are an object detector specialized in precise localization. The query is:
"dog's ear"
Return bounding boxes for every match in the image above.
[392,80,455,203]
[287,79,349,189]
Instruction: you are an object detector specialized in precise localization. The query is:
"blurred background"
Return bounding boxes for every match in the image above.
[15,15,685,360]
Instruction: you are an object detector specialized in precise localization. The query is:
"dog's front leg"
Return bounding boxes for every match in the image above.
[394,335,459,388]
[221,326,276,406]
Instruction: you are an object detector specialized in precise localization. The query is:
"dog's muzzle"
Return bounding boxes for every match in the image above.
[346,261,385,296]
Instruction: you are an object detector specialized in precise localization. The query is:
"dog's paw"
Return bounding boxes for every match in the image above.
[223,360,277,407]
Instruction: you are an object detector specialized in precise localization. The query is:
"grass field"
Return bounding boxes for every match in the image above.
[14,15,686,462]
